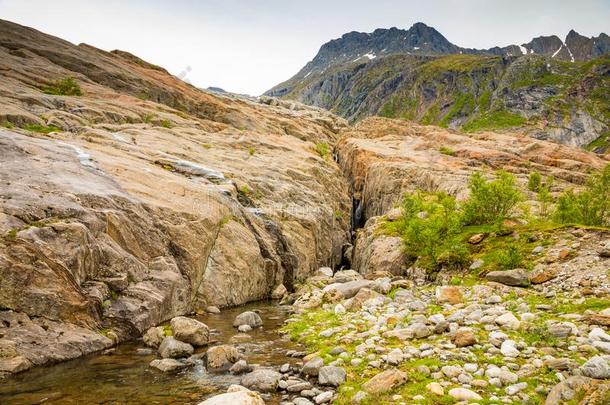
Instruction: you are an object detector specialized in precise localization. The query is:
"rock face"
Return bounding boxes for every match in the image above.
[170,317,210,346]
[0,19,350,373]
[338,118,608,281]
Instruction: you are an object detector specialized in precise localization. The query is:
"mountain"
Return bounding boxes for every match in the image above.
[266,23,610,152]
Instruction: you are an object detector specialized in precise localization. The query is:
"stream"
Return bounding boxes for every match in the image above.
[0,301,302,404]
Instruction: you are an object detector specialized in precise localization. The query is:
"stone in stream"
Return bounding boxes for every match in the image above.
[143,326,166,348]
[230,359,252,374]
[271,284,288,299]
[318,366,346,386]
[241,368,282,392]
[158,336,194,359]
[149,358,187,372]
[206,344,242,371]
[170,316,210,346]
[233,311,263,328]
[302,356,324,376]
[198,390,265,405]
[206,306,221,314]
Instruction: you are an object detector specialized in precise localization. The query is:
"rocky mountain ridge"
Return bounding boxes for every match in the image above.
[268,22,609,95]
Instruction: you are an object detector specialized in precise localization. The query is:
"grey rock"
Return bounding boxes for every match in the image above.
[233,311,263,328]
[486,269,530,287]
[158,336,194,359]
[241,368,282,392]
[318,366,346,386]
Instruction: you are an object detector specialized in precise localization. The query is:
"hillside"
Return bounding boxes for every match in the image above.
[267,24,610,152]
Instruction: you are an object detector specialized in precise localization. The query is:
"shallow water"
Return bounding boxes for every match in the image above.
[0,301,302,404]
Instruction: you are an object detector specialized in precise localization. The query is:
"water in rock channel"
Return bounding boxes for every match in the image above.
[0,301,302,404]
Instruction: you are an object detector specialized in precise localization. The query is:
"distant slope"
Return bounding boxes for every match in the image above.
[267,23,610,152]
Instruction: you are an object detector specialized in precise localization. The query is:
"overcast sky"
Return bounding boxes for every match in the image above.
[1,0,608,95]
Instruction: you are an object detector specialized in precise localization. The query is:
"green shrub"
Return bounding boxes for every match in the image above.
[42,77,82,96]
[248,146,256,156]
[160,119,172,128]
[439,146,456,156]
[496,245,524,269]
[395,191,466,270]
[528,171,542,192]
[142,113,155,123]
[463,171,524,225]
[314,141,330,159]
[554,164,610,226]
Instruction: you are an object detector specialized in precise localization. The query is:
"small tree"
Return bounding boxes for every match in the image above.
[462,171,524,225]
[555,164,610,226]
[397,192,465,270]
[528,171,542,192]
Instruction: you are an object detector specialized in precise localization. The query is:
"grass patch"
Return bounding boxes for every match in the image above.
[314,141,330,159]
[159,119,172,128]
[462,110,527,132]
[23,124,61,134]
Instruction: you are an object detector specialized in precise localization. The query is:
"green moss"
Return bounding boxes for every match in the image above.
[162,325,173,336]
[42,77,83,96]
[462,110,527,132]
[420,103,440,125]
[23,124,61,134]
[439,93,475,127]
[586,131,610,153]
[555,297,610,313]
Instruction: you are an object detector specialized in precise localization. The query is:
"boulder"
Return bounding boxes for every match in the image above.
[143,326,166,348]
[448,388,482,401]
[362,369,407,394]
[580,356,610,379]
[332,270,362,283]
[198,390,265,405]
[158,336,194,359]
[325,280,372,299]
[453,328,477,347]
[435,286,463,304]
[206,345,241,370]
[486,269,530,287]
[170,316,210,346]
[241,368,282,392]
[233,311,263,328]
[302,357,324,376]
[271,284,288,299]
[230,359,252,374]
[318,366,346,386]
[149,358,187,372]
